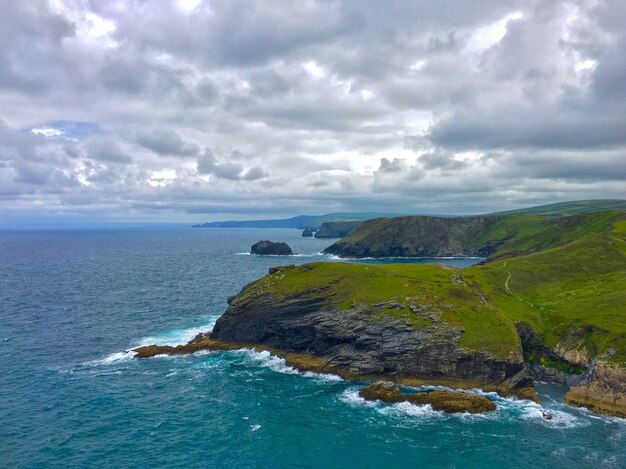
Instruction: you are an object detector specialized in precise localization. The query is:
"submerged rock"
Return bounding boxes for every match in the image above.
[359,381,496,413]
[133,334,243,358]
[360,381,403,403]
[250,240,293,255]
[564,363,626,418]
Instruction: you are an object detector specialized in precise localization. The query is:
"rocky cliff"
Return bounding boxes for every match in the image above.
[314,221,362,239]
[135,209,626,418]
[564,364,626,418]
[208,263,535,399]
[323,211,623,260]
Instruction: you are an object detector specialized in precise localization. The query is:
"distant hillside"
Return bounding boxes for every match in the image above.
[324,210,625,260]
[489,200,626,217]
[192,212,404,230]
[314,221,362,238]
[193,200,626,230]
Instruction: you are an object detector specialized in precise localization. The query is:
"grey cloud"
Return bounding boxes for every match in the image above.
[197,148,267,181]
[428,108,626,150]
[0,0,625,224]
[135,129,199,156]
[243,166,268,181]
[419,150,467,171]
[87,140,132,163]
[0,1,76,94]
[378,158,404,172]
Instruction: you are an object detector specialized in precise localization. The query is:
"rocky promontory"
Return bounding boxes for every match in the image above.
[250,240,293,255]
[135,209,626,418]
[208,263,537,400]
[314,221,361,239]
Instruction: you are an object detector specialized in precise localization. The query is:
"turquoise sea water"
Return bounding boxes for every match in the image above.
[0,228,624,468]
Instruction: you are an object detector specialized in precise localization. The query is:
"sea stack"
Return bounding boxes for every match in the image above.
[251,240,294,255]
[302,229,314,237]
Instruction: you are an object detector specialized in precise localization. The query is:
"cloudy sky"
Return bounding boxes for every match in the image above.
[1,0,625,225]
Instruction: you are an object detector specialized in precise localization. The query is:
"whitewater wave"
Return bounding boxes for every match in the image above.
[235,252,324,257]
[131,316,219,347]
[467,389,591,428]
[338,389,379,408]
[338,388,443,419]
[236,348,342,382]
[79,317,219,368]
[83,350,137,367]
[338,384,600,427]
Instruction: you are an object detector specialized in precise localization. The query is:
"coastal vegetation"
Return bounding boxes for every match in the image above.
[138,205,626,417]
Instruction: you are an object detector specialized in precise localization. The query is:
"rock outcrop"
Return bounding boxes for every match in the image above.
[323,216,498,257]
[250,240,293,255]
[359,381,496,413]
[564,364,626,418]
[301,229,314,237]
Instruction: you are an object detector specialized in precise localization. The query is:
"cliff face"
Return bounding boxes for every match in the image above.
[210,263,534,398]
[323,216,498,257]
[136,209,626,417]
[314,221,362,239]
[323,211,624,260]
[564,364,626,418]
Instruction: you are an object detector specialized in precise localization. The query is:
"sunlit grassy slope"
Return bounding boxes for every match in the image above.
[332,211,623,260]
[246,211,626,364]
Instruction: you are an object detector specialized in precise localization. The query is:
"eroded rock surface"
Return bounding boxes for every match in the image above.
[210,269,535,400]
[564,364,626,418]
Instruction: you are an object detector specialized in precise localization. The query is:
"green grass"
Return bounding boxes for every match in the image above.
[241,210,626,367]
[488,199,626,217]
[334,210,623,261]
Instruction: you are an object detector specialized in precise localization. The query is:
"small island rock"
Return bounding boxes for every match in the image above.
[302,229,314,237]
[359,381,496,413]
[251,240,294,255]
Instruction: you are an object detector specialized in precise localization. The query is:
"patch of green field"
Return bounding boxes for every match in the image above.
[488,199,626,217]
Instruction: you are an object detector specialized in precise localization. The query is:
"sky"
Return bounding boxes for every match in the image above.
[0,0,625,226]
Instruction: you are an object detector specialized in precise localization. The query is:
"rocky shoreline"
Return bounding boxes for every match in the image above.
[132,260,625,418]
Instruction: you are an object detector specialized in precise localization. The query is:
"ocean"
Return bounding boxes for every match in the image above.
[0,228,623,468]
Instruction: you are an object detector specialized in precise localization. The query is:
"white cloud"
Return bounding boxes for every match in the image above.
[0,0,624,224]
[302,61,326,79]
[465,11,523,54]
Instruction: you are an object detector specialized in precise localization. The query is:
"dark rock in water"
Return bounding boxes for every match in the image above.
[250,240,293,255]
[302,229,314,237]
[359,381,496,413]
[133,334,243,358]
[360,381,403,403]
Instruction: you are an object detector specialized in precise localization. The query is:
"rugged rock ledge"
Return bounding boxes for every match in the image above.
[314,221,361,239]
[564,364,626,418]
[201,264,537,400]
[359,381,496,413]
